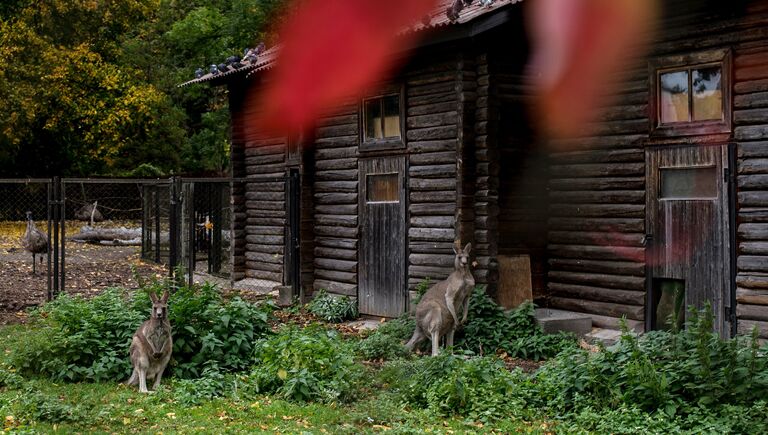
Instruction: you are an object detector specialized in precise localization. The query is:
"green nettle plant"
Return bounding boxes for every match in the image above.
[456,287,577,360]
[248,326,362,402]
[532,305,768,417]
[354,315,414,360]
[131,282,274,378]
[307,289,358,322]
[12,288,144,382]
[382,353,530,422]
[12,282,273,382]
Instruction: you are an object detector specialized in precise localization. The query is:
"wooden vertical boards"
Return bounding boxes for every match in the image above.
[358,156,407,317]
[497,254,533,309]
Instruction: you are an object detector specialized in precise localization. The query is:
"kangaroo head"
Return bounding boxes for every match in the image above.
[149,290,170,320]
[453,242,472,270]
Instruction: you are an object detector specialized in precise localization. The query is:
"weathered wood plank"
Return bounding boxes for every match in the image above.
[408,227,455,241]
[315,258,357,273]
[549,296,644,320]
[549,271,645,291]
[548,244,645,261]
[314,247,357,261]
[549,282,645,304]
[736,288,768,305]
[738,319,768,338]
[548,231,644,247]
[737,304,768,322]
[549,258,645,276]
[313,279,357,296]
[548,190,645,204]
[549,177,645,191]
[548,217,644,233]
[549,204,645,218]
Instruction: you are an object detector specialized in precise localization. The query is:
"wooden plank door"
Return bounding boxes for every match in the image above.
[646,144,732,336]
[358,156,407,317]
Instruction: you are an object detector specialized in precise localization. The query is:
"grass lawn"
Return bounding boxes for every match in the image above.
[0,355,542,434]
[3,286,767,434]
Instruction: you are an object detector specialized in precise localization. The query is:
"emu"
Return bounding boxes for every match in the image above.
[21,211,48,275]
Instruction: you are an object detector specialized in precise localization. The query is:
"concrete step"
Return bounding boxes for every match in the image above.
[585,328,625,346]
[534,308,592,337]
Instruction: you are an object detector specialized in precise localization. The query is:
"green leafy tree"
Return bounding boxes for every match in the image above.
[0,0,284,177]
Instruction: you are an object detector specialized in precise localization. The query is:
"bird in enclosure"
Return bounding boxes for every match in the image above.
[21,211,48,275]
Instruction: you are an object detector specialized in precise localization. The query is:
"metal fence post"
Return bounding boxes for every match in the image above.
[168,177,178,282]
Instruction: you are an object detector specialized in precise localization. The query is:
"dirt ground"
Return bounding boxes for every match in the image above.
[0,221,166,325]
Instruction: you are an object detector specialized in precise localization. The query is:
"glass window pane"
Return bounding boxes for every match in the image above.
[367,173,399,202]
[659,167,717,199]
[365,99,382,140]
[382,94,401,138]
[659,71,690,123]
[692,67,723,121]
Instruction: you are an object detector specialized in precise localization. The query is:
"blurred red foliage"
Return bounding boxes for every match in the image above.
[256,0,437,136]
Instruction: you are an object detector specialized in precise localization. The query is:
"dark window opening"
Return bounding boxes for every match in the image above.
[651,279,686,331]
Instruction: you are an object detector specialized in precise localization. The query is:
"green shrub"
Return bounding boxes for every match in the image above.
[249,326,362,402]
[11,282,272,382]
[12,289,144,382]
[533,306,768,416]
[355,316,414,360]
[457,287,577,360]
[307,289,358,322]
[383,353,529,422]
[132,282,274,378]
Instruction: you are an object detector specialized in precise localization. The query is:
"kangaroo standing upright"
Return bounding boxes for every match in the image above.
[406,242,475,356]
[126,290,172,393]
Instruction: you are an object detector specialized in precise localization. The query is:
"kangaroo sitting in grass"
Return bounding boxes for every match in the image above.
[406,242,475,356]
[126,290,172,393]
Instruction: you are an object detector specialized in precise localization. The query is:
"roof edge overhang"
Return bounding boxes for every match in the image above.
[178,1,520,88]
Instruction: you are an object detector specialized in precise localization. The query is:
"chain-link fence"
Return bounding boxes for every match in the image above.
[0,177,286,322]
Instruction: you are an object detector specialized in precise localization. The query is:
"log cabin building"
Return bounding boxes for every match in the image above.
[182,0,768,338]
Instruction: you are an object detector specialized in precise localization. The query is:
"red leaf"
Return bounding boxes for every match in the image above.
[527,0,658,141]
[256,0,437,136]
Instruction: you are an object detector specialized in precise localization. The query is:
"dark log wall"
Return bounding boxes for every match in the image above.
[472,52,497,292]
[646,3,768,337]
[229,77,287,284]
[729,4,768,339]
[486,30,550,300]
[544,1,768,335]
[544,66,648,329]
[228,79,248,282]
[311,103,360,296]
[404,51,464,290]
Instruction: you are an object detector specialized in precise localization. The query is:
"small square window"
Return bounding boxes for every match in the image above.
[366,173,399,203]
[650,49,731,138]
[362,91,403,148]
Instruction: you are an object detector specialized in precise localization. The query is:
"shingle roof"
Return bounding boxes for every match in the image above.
[179,0,520,87]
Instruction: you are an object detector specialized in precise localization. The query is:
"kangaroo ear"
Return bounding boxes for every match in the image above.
[161,290,170,303]
[463,243,472,254]
[453,245,460,255]
[149,292,159,303]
